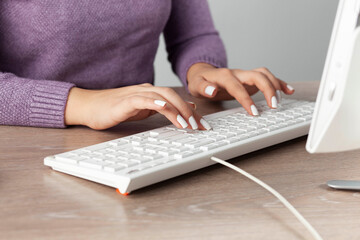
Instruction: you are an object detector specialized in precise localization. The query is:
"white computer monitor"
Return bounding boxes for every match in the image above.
[306,0,360,153]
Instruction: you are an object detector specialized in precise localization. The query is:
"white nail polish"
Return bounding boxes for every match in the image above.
[205,86,216,96]
[287,84,294,91]
[188,116,198,130]
[276,90,282,103]
[177,115,188,128]
[154,100,166,107]
[271,96,278,108]
[200,118,212,130]
[250,105,259,116]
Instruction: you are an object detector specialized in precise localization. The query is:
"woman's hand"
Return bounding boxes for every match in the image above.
[187,63,295,116]
[65,83,211,130]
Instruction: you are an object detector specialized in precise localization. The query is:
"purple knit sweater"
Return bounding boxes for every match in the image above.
[0,0,227,128]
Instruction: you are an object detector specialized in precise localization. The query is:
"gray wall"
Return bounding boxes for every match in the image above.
[154,0,339,87]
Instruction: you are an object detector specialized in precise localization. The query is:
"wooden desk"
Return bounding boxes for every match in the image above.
[1,81,359,240]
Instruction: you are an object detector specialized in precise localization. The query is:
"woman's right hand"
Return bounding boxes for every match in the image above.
[64,83,211,130]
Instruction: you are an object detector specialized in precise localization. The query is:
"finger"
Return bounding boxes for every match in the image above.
[253,67,282,102]
[186,101,211,130]
[278,79,295,95]
[117,94,186,129]
[204,69,259,116]
[188,76,218,98]
[136,92,191,129]
[132,91,202,129]
[142,87,204,130]
[233,70,278,109]
[117,95,165,120]
[187,101,197,110]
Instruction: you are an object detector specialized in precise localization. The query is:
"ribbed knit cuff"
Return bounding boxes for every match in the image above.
[29,81,75,128]
[179,56,227,89]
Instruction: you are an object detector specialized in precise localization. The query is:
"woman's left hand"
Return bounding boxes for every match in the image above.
[187,63,295,116]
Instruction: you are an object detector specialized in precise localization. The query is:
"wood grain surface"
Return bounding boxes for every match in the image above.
[1,81,360,240]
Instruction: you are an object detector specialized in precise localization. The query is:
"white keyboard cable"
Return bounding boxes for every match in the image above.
[210,156,323,240]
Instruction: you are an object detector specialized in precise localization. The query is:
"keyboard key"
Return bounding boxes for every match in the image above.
[185,139,214,148]
[109,139,129,146]
[131,139,150,146]
[130,152,142,157]
[225,137,242,144]
[267,125,281,131]
[162,134,192,143]
[174,151,197,159]
[86,144,109,152]
[122,161,139,168]
[104,158,118,164]
[150,160,165,167]
[200,143,219,151]
[172,138,197,146]
[155,131,181,139]
[57,155,85,164]
[143,154,163,160]
[215,141,229,148]
[256,129,269,135]
[149,128,174,137]
[79,160,107,170]
[137,158,152,163]
[104,164,125,172]
[145,148,157,154]
[163,157,177,163]
[133,146,144,151]
[158,150,178,156]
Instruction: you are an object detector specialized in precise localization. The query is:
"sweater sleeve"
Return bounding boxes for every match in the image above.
[163,0,227,88]
[0,72,75,128]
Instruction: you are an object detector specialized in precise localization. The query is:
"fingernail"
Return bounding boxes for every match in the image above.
[177,115,188,128]
[250,105,259,116]
[276,90,282,103]
[205,86,216,96]
[200,118,212,130]
[154,100,166,107]
[188,116,198,130]
[271,96,278,108]
[287,84,294,91]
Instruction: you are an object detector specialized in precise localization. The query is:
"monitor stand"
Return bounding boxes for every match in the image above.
[327,26,360,191]
[327,180,360,190]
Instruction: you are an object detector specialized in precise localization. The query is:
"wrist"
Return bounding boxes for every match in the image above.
[64,87,92,126]
[187,62,215,84]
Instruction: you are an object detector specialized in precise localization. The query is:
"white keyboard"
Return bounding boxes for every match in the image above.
[44,99,314,194]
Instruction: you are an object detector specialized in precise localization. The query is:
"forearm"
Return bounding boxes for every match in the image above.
[164,0,227,87]
[0,72,74,128]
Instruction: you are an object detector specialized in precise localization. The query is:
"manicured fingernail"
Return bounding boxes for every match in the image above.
[188,116,198,130]
[271,96,278,108]
[276,90,282,103]
[200,118,212,130]
[287,84,294,91]
[154,100,166,107]
[177,115,188,128]
[250,105,259,116]
[205,86,216,96]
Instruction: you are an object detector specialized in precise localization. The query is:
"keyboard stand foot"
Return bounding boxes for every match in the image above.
[116,189,129,196]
